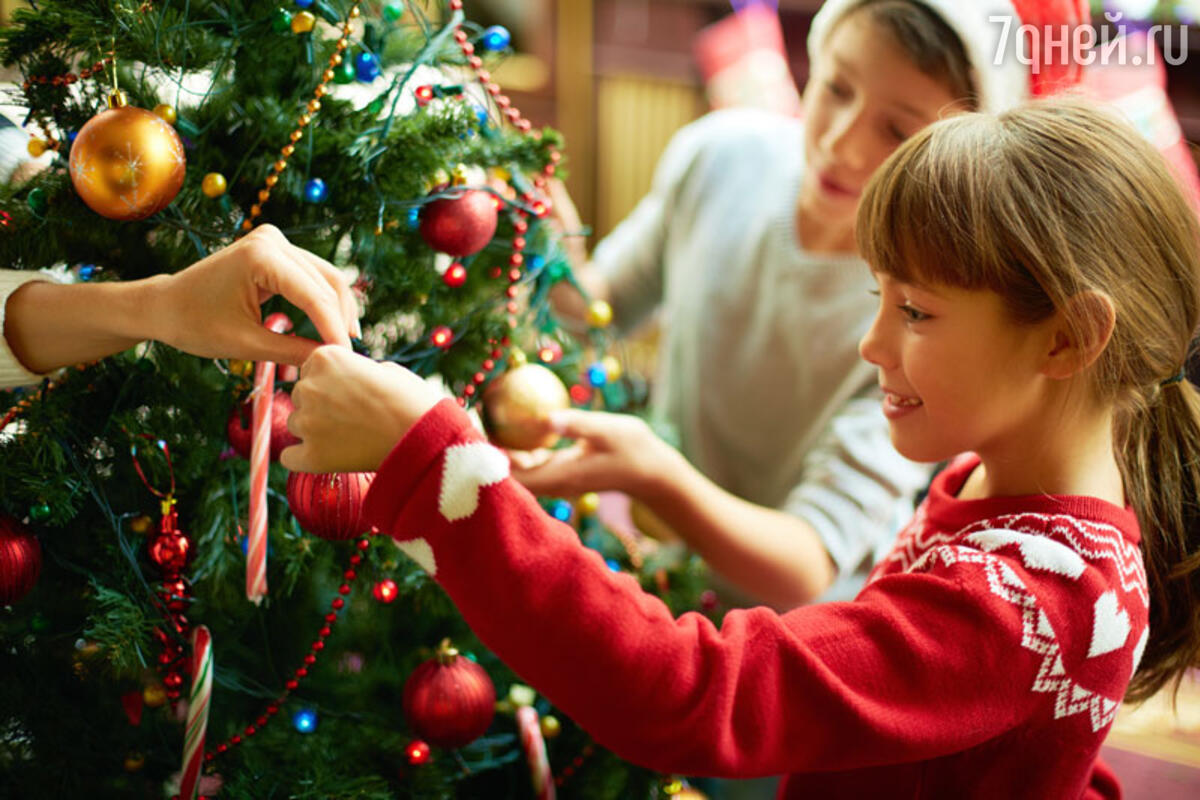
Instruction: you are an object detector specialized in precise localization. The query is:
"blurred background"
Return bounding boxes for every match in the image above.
[1,0,1196,249]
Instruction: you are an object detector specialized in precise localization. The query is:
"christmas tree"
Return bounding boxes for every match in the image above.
[0,1,705,797]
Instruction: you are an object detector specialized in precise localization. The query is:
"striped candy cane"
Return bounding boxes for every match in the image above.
[516,705,555,800]
[246,312,293,604]
[179,625,213,800]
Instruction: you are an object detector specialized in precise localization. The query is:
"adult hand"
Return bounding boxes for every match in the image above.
[509,409,683,499]
[148,225,360,366]
[280,345,443,474]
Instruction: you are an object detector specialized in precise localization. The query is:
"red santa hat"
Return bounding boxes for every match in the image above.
[807,0,1091,112]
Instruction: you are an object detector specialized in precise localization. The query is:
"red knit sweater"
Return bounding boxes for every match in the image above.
[363,400,1148,799]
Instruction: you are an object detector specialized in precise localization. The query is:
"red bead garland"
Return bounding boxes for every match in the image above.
[202,531,376,763]
[554,742,597,787]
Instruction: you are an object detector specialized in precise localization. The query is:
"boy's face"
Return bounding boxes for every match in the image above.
[798,12,970,231]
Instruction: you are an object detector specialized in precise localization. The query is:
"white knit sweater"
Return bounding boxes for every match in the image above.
[592,108,931,601]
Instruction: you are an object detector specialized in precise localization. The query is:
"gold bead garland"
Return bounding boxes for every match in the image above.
[240,3,361,233]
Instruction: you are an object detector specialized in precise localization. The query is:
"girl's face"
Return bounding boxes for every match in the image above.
[798,12,969,232]
[858,273,1060,465]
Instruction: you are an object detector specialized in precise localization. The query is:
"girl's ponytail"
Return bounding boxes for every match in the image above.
[1121,379,1200,703]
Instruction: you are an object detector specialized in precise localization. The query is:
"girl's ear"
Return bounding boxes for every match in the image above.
[1041,291,1116,380]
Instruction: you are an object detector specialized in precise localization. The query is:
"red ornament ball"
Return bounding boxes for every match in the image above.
[226,390,299,461]
[0,515,41,604]
[403,639,495,749]
[419,189,498,257]
[286,471,375,540]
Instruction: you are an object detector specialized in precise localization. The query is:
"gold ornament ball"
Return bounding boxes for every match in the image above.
[202,172,228,199]
[576,492,601,517]
[586,299,613,328]
[26,138,46,158]
[601,355,622,381]
[129,514,153,534]
[68,93,186,221]
[540,714,561,738]
[152,103,177,125]
[142,684,168,708]
[123,752,145,772]
[291,10,316,33]
[482,363,570,451]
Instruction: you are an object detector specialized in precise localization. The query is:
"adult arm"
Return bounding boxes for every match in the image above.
[0,225,358,385]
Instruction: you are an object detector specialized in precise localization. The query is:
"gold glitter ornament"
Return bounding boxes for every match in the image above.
[68,91,186,221]
[482,363,570,450]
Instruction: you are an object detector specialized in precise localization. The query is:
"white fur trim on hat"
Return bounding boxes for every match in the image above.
[807,0,1030,113]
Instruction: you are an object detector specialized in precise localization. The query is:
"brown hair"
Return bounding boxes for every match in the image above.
[841,0,978,110]
[856,98,1200,703]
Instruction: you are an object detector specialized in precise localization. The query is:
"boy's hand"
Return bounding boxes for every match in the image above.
[280,346,441,473]
[508,409,683,500]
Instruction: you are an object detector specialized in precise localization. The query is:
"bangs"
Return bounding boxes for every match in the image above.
[855,113,1059,323]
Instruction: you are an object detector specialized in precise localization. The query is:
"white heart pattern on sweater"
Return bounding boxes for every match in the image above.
[1088,590,1130,659]
[439,441,510,521]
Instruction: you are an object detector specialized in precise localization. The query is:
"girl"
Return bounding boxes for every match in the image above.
[534,0,1090,609]
[282,99,1199,797]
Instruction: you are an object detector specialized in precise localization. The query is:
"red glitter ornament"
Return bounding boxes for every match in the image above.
[148,532,190,572]
[0,515,41,604]
[403,639,495,749]
[226,390,299,461]
[286,471,375,540]
[419,188,498,257]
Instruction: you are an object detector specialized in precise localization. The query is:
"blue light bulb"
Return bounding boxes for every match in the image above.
[605,559,621,572]
[586,362,608,388]
[79,264,96,281]
[304,178,328,203]
[294,0,314,7]
[354,52,380,83]
[480,25,511,52]
[549,500,572,521]
[292,708,318,733]
[407,206,421,229]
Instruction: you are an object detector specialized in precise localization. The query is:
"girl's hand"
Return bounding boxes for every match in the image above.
[508,409,684,500]
[280,346,442,474]
[148,225,360,366]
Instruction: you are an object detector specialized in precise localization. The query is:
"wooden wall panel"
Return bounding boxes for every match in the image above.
[594,74,704,239]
